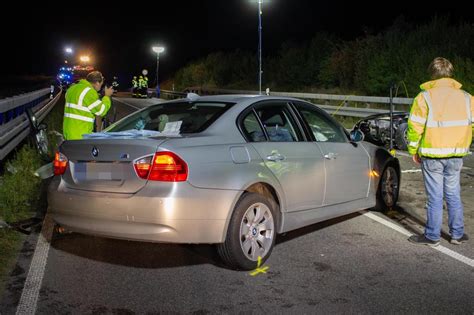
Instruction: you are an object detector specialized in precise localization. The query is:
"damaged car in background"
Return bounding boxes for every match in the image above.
[351,112,409,150]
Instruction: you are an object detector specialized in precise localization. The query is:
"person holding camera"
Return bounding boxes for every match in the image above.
[63,71,113,140]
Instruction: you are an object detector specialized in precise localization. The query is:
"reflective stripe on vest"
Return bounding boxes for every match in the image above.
[95,104,106,116]
[88,100,102,110]
[422,91,471,127]
[464,91,472,122]
[66,102,91,113]
[64,113,94,122]
[78,87,91,107]
[419,147,470,155]
[409,114,426,124]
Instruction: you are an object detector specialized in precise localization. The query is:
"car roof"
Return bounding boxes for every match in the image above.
[164,94,304,106]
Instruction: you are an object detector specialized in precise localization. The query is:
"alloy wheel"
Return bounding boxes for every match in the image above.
[239,202,275,261]
[381,166,398,207]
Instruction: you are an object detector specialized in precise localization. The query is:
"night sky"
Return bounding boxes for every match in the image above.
[1,1,472,83]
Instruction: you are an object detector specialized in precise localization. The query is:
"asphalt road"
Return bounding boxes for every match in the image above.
[106,96,165,123]
[1,97,473,314]
[397,152,474,259]
[4,210,472,314]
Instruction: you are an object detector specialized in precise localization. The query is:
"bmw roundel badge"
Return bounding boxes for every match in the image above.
[92,146,99,158]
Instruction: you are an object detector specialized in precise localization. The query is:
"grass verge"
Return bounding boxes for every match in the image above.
[0,229,26,297]
[0,93,64,297]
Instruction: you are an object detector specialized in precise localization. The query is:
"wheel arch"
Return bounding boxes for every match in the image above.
[221,181,285,241]
[373,148,401,211]
[373,148,401,184]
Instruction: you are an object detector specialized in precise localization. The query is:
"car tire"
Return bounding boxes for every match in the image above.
[217,193,277,270]
[35,129,49,157]
[375,165,399,212]
[395,123,408,150]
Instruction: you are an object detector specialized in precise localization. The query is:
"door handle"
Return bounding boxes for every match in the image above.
[266,153,285,161]
[324,152,338,160]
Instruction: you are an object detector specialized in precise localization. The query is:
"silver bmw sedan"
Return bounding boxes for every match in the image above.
[48,94,400,270]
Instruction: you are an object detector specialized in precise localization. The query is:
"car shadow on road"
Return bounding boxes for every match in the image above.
[50,212,364,270]
[276,212,362,245]
[389,205,453,241]
[50,232,223,269]
[51,213,360,269]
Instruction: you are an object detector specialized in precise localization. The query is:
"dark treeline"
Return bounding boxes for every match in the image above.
[167,17,474,97]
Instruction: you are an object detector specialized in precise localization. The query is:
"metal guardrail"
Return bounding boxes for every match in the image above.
[162,87,414,117]
[160,90,187,99]
[0,89,61,161]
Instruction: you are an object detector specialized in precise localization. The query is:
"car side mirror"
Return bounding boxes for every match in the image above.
[350,129,364,142]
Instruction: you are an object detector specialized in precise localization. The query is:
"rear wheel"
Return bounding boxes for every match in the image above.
[217,193,276,270]
[375,165,399,211]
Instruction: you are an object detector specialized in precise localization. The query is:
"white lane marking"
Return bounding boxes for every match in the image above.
[401,167,470,173]
[363,211,412,237]
[401,169,422,173]
[433,246,474,267]
[362,211,474,268]
[16,213,54,315]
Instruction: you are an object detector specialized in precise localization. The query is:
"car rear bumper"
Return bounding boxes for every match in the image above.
[48,178,240,243]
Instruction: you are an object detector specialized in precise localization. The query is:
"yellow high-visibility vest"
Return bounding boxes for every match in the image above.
[63,79,111,140]
[407,78,473,158]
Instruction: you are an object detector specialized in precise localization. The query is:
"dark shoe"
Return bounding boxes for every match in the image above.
[450,234,469,245]
[408,234,440,246]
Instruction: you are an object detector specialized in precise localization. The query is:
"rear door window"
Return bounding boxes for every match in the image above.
[254,102,303,142]
[241,111,266,142]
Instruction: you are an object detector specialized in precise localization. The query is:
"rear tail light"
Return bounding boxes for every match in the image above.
[54,151,68,175]
[134,156,153,179]
[134,152,188,182]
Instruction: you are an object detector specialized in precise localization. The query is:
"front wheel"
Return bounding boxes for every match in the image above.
[217,193,276,270]
[395,123,408,150]
[35,129,49,157]
[375,165,399,211]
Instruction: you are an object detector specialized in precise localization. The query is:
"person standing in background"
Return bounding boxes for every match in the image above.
[407,57,473,246]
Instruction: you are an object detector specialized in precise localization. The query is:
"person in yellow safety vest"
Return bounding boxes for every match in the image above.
[407,57,473,247]
[132,76,138,98]
[63,71,113,140]
[142,76,149,98]
[138,75,145,98]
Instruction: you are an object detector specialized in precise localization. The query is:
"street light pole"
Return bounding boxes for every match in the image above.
[156,53,160,96]
[152,46,165,98]
[258,0,263,95]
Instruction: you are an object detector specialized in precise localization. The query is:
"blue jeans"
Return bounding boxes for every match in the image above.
[421,158,464,241]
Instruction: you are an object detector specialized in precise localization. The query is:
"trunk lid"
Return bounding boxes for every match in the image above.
[60,138,167,193]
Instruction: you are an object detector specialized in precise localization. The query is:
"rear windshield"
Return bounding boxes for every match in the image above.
[106,101,234,134]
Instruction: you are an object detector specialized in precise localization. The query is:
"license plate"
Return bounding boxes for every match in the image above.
[73,162,122,181]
